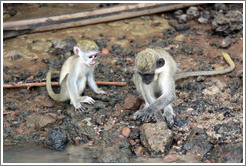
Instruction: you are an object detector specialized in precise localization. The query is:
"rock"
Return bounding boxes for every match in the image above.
[214,3,227,11]
[140,122,173,155]
[134,146,150,157]
[197,76,205,82]
[177,14,188,23]
[94,39,107,50]
[174,9,184,17]
[220,36,231,48]
[98,124,133,162]
[186,6,200,20]
[182,128,213,155]
[45,128,68,151]
[198,17,209,24]
[31,40,52,52]
[121,127,131,138]
[169,20,191,31]
[174,34,185,42]
[213,120,242,136]
[123,94,143,111]
[210,142,243,163]
[49,36,77,55]
[102,124,126,143]
[39,113,57,128]
[153,22,161,26]
[112,44,121,51]
[125,57,134,63]
[174,114,188,127]
[11,54,22,61]
[211,10,243,36]
[237,69,243,78]
[34,95,55,107]
[98,137,132,163]
[130,128,140,140]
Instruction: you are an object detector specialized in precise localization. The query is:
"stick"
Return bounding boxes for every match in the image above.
[3,3,202,39]
[3,81,127,89]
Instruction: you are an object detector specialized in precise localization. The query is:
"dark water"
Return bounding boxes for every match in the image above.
[3,143,202,163]
[3,143,97,163]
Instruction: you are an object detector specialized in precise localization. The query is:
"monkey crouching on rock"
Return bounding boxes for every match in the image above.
[46,40,107,112]
[133,48,235,127]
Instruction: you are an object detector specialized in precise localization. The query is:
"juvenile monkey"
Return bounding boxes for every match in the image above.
[133,48,235,126]
[46,39,106,112]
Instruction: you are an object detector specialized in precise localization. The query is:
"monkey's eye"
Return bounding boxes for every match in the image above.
[156,58,165,68]
[89,55,93,59]
[94,54,98,58]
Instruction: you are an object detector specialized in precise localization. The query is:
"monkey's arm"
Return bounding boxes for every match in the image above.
[175,52,235,80]
[87,71,106,94]
[66,73,85,111]
[141,92,175,121]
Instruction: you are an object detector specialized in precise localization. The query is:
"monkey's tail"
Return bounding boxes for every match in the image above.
[175,52,235,81]
[46,69,67,102]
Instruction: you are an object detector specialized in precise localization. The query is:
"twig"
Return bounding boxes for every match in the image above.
[3,81,127,90]
[3,111,14,115]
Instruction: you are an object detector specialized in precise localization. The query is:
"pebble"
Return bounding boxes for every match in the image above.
[125,58,134,63]
[214,3,227,11]
[221,36,231,48]
[121,126,131,138]
[174,9,184,17]
[177,14,188,23]
[198,17,208,24]
[134,146,146,156]
[153,22,161,26]
[11,54,22,61]
[102,48,109,55]
[186,6,200,20]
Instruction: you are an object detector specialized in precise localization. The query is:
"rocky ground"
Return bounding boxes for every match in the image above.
[3,3,244,163]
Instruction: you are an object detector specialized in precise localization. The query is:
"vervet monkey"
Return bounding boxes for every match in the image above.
[46,40,106,112]
[133,48,235,126]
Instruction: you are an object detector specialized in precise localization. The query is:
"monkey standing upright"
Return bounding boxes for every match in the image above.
[46,39,106,112]
[133,48,235,126]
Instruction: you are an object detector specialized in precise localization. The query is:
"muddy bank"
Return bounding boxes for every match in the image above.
[3,3,243,163]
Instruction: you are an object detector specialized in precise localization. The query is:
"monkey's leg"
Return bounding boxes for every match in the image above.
[163,104,175,126]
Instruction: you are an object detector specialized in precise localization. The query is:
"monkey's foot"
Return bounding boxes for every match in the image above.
[75,104,86,112]
[164,112,176,128]
[133,109,153,122]
[81,96,95,105]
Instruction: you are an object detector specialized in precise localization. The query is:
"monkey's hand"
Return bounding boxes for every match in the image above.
[80,96,95,105]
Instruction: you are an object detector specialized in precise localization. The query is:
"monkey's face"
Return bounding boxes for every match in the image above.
[137,58,165,85]
[84,51,98,67]
[74,46,99,67]
[138,72,155,85]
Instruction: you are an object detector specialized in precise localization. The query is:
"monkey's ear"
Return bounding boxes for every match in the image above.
[156,58,165,68]
[73,46,81,56]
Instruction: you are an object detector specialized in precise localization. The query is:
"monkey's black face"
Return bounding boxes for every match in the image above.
[139,72,154,85]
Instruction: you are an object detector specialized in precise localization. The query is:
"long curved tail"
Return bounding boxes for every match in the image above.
[175,52,235,81]
[46,69,67,101]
